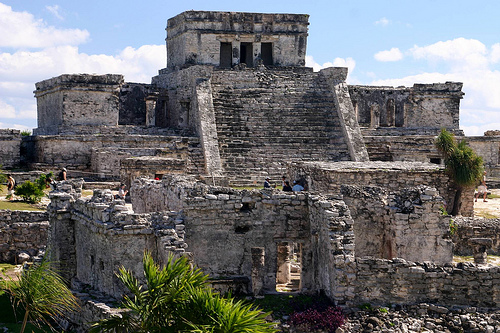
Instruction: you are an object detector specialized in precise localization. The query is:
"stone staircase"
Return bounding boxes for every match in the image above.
[211,68,350,186]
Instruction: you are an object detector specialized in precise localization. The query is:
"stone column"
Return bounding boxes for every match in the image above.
[145,95,158,127]
[276,243,291,285]
[370,104,380,128]
[251,247,265,296]
[469,238,493,264]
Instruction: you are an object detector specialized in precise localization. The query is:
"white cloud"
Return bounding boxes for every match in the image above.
[306,55,356,72]
[0,3,89,48]
[375,17,390,26]
[491,43,500,63]
[0,99,16,118]
[371,38,500,135]
[46,5,64,20]
[410,38,489,70]
[374,48,403,62]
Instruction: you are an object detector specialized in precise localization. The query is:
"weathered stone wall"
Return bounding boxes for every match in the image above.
[342,185,453,264]
[132,177,358,297]
[355,257,500,308]
[34,74,124,135]
[466,135,500,177]
[362,133,443,162]
[289,161,474,217]
[0,210,49,263]
[0,129,21,168]
[30,134,201,173]
[166,11,309,70]
[118,83,154,126]
[452,217,500,255]
[91,137,205,183]
[349,82,463,130]
[48,184,187,299]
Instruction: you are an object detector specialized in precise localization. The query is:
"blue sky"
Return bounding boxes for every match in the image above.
[1,0,500,136]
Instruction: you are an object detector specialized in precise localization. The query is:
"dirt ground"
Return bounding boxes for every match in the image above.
[473,188,500,218]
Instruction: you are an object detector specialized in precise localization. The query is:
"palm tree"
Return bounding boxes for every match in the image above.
[435,128,483,215]
[2,258,79,333]
[91,252,276,333]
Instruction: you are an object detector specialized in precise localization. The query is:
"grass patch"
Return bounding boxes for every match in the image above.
[231,186,263,190]
[487,193,500,199]
[0,201,45,211]
[454,255,500,265]
[475,211,499,219]
[81,189,93,197]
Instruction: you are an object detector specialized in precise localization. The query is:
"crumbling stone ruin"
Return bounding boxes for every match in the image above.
[2,9,500,330]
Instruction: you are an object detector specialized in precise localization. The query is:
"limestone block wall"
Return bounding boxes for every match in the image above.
[152,65,214,130]
[452,217,500,255]
[49,186,187,299]
[91,136,204,182]
[34,74,124,135]
[349,82,462,130]
[30,134,203,173]
[466,135,500,177]
[118,83,154,126]
[166,11,309,69]
[0,129,21,168]
[0,210,49,263]
[131,176,356,295]
[355,258,500,308]
[362,134,442,162]
[290,161,474,217]
[342,185,453,264]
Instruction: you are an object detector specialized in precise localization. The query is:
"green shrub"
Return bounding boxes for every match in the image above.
[14,173,53,203]
[20,130,32,136]
[14,181,45,203]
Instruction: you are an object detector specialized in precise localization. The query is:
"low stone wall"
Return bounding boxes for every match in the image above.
[452,217,500,256]
[342,185,453,264]
[0,210,49,263]
[289,161,474,217]
[355,257,500,308]
[0,129,21,168]
[29,134,203,174]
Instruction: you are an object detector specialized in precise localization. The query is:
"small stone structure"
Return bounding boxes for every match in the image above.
[0,210,49,263]
[0,129,21,168]
[452,217,500,255]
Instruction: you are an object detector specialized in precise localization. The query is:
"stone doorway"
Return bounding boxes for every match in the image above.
[220,42,232,68]
[240,42,253,67]
[276,241,302,292]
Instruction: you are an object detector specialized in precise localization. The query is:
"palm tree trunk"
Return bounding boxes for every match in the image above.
[20,309,29,333]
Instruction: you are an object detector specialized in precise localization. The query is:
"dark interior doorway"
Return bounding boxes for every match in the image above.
[261,43,273,66]
[240,42,253,67]
[220,42,232,68]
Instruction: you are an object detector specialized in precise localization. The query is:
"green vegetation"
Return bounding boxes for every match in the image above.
[454,255,500,265]
[448,219,458,235]
[20,130,32,137]
[91,252,275,333]
[14,173,53,204]
[436,129,483,216]
[0,201,45,211]
[1,259,79,333]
